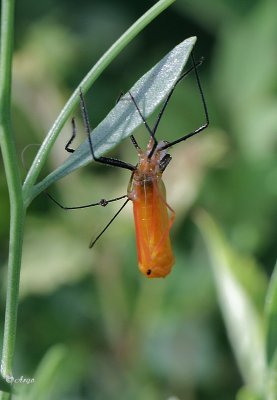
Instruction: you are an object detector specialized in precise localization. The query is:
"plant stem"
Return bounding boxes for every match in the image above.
[0,0,25,396]
[0,209,25,377]
[22,0,175,206]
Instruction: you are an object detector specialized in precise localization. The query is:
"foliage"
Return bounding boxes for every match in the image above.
[0,0,276,399]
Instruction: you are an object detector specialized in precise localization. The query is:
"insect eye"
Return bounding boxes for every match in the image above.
[146,269,152,275]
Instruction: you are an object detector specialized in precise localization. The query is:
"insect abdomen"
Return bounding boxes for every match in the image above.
[131,178,175,278]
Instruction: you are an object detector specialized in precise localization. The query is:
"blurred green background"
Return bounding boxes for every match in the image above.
[1,0,277,399]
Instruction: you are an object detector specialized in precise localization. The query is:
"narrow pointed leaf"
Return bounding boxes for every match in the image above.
[17,345,68,400]
[265,260,277,364]
[267,348,277,400]
[31,36,196,198]
[195,210,266,395]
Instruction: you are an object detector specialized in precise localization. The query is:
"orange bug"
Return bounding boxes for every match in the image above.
[126,137,175,277]
[48,53,209,278]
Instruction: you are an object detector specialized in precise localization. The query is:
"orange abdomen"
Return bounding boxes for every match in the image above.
[131,178,175,278]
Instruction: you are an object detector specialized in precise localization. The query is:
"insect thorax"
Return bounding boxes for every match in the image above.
[127,140,170,201]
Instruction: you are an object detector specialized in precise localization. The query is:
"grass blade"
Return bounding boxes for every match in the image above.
[195,210,266,395]
[265,261,277,365]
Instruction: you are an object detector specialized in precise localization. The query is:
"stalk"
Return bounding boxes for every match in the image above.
[0,0,25,396]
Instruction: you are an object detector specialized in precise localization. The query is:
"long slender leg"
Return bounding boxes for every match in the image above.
[152,60,203,136]
[160,53,209,151]
[48,115,129,211]
[116,91,141,150]
[47,91,133,246]
[89,198,130,248]
[151,59,204,137]
[62,91,134,170]
[65,118,77,153]
[127,91,157,148]
[47,191,129,247]
[46,192,127,210]
[79,89,135,171]
[127,58,206,159]
[130,134,141,150]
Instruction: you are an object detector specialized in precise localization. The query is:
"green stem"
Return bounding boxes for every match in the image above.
[0,208,25,378]
[22,0,175,207]
[0,0,25,396]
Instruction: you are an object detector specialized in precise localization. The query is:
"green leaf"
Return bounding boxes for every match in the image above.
[266,347,277,400]
[30,36,197,199]
[265,260,277,365]
[195,210,266,395]
[16,345,68,400]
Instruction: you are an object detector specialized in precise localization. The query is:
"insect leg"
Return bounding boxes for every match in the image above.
[46,192,128,210]
[65,118,77,153]
[127,91,157,147]
[159,53,209,150]
[79,89,135,171]
[89,198,130,248]
[151,57,204,138]
[116,91,141,151]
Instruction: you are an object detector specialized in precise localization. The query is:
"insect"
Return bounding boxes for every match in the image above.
[48,52,209,278]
